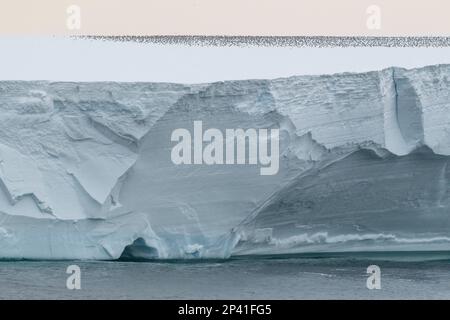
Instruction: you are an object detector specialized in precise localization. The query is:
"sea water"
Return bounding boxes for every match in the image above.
[0,253,449,299]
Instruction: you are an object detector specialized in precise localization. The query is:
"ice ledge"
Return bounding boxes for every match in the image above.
[0,64,450,259]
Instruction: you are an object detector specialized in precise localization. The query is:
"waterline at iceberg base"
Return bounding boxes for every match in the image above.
[1,64,450,260]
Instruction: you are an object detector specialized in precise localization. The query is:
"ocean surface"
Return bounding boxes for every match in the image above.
[0,252,449,299]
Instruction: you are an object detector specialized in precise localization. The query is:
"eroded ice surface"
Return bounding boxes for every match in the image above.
[1,65,450,259]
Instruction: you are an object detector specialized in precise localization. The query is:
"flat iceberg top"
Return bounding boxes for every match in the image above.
[0,64,450,259]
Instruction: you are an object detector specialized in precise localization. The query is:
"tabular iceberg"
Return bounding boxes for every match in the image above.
[1,64,450,260]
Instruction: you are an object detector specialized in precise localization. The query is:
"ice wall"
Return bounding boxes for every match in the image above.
[0,64,450,259]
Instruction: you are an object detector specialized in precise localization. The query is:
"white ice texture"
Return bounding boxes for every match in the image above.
[1,64,450,259]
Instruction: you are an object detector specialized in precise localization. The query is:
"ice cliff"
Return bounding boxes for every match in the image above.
[1,64,450,260]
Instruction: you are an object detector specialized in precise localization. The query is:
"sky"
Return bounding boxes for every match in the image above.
[1,37,450,83]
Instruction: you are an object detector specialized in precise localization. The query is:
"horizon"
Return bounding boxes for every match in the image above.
[2,37,450,83]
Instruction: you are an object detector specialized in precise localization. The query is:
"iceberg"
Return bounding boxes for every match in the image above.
[1,64,450,260]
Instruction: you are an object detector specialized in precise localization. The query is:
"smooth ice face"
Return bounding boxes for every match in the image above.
[1,65,450,260]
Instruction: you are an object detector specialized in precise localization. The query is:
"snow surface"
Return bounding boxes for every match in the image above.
[1,64,450,259]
